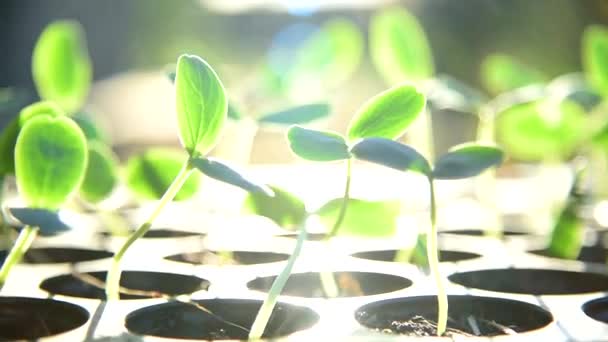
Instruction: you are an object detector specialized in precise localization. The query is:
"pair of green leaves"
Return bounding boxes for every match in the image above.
[287,84,426,161]
[32,20,91,114]
[243,185,401,237]
[350,138,503,181]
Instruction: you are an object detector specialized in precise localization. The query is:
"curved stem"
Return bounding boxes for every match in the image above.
[427,178,447,336]
[248,221,307,340]
[326,158,352,239]
[0,225,38,289]
[105,159,194,300]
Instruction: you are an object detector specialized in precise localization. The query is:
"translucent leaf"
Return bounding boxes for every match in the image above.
[242,185,306,229]
[317,198,401,237]
[370,7,434,85]
[481,54,546,95]
[347,84,425,141]
[287,125,350,162]
[350,137,431,175]
[175,54,227,157]
[433,143,503,180]
[80,142,119,203]
[496,99,587,162]
[125,149,200,201]
[191,157,272,195]
[258,103,330,125]
[32,20,92,113]
[14,115,88,210]
[583,25,608,96]
[9,208,69,236]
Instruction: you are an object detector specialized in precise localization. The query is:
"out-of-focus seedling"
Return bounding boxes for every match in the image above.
[480,54,547,96]
[104,54,272,300]
[351,138,503,336]
[0,111,88,288]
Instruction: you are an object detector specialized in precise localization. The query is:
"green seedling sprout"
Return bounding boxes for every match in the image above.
[0,110,88,288]
[105,54,272,300]
[480,54,547,96]
[351,138,503,336]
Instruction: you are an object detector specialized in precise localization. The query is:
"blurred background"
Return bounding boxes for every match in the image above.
[1,0,608,162]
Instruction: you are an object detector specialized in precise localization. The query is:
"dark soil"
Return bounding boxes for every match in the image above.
[165,250,289,265]
[351,249,480,263]
[380,315,519,337]
[0,247,112,264]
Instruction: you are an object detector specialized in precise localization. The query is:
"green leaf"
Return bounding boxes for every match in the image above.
[347,84,425,141]
[72,112,107,142]
[432,144,503,180]
[258,103,330,125]
[80,142,119,203]
[583,25,608,96]
[14,115,88,210]
[480,54,546,95]
[125,149,200,201]
[175,54,227,157]
[32,20,92,113]
[19,101,64,125]
[287,125,350,162]
[9,208,69,236]
[191,157,273,195]
[350,137,431,175]
[242,185,306,229]
[496,99,587,162]
[317,198,401,237]
[370,7,434,85]
[547,73,602,111]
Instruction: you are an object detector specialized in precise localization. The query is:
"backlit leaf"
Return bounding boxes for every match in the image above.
[347,84,425,141]
[317,198,401,237]
[125,149,200,201]
[80,142,119,203]
[258,103,330,125]
[191,157,273,195]
[32,20,91,113]
[481,54,546,95]
[9,208,69,236]
[175,54,227,157]
[370,7,434,85]
[242,185,306,229]
[350,137,431,175]
[433,143,503,180]
[14,115,88,210]
[287,125,350,162]
[583,25,608,96]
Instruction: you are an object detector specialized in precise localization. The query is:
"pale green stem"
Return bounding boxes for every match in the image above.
[319,158,352,298]
[427,178,447,336]
[105,159,194,300]
[0,225,38,289]
[248,221,307,340]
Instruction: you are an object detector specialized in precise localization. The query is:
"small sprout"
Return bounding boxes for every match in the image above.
[80,142,120,204]
[0,114,87,287]
[125,149,201,202]
[481,54,546,95]
[32,20,92,114]
[287,126,350,162]
[351,137,503,336]
[243,185,307,229]
[370,7,434,85]
[582,25,608,96]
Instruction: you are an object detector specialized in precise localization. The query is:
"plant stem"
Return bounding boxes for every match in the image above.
[248,221,307,340]
[0,225,38,289]
[105,159,194,300]
[319,158,352,298]
[427,178,447,336]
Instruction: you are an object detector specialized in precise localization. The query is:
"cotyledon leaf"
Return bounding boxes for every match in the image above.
[287,125,350,162]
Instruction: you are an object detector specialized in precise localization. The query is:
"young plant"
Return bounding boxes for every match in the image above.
[0,111,88,287]
[350,138,503,336]
[104,54,271,300]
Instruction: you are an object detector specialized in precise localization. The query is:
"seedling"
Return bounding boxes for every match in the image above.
[350,138,503,336]
[104,54,271,300]
[0,109,88,288]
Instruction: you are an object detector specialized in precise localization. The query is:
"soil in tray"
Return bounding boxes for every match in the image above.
[0,247,112,264]
[583,296,608,323]
[530,246,608,264]
[351,249,480,263]
[0,297,89,340]
[449,268,608,295]
[99,228,203,239]
[438,229,530,238]
[125,298,319,340]
[165,250,289,265]
[40,270,210,300]
[356,295,552,337]
[248,271,412,298]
